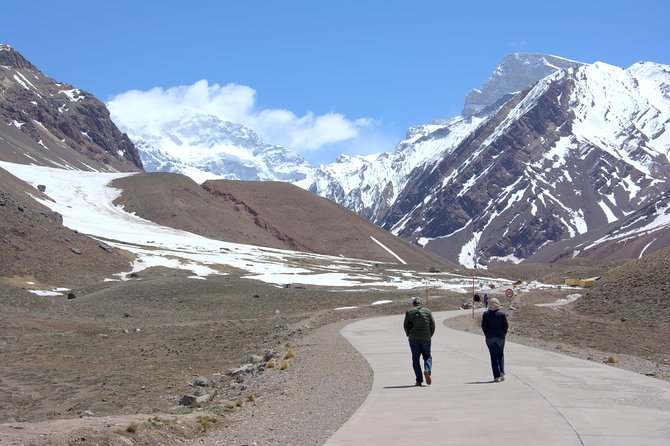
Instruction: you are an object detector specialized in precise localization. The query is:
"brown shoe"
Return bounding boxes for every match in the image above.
[424,371,432,385]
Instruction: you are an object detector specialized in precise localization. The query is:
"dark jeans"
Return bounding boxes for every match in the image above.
[485,337,505,379]
[409,339,432,383]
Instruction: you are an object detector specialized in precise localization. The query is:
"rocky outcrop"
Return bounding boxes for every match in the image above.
[0,44,142,172]
[462,53,584,117]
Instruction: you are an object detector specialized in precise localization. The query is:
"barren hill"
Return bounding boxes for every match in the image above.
[574,246,670,326]
[0,168,131,288]
[112,173,454,269]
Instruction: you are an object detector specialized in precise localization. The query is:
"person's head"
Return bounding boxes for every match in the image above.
[488,297,501,311]
[412,296,422,306]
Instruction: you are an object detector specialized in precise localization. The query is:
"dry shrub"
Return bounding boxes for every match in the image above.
[126,422,140,433]
[279,359,288,370]
[266,358,276,368]
[284,348,295,360]
[196,415,218,431]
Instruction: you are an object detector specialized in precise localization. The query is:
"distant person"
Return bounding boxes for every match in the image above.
[403,296,435,386]
[474,293,481,306]
[481,297,508,382]
[483,293,489,308]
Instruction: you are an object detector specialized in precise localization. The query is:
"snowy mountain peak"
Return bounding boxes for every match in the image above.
[113,112,313,183]
[462,53,585,117]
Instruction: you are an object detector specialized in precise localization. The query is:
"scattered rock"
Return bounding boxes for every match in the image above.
[249,354,264,364]
[227,364,254,376]
[98,242,113,253]
[79,410,94,418]
[67,293,77,300]
[37,184,46,192]
[70,247,81,255]
[193,376,211,387]
[179,395,197,407]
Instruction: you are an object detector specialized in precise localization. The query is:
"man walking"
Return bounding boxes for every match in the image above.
[403,296,435,386]
[481,297,508,382]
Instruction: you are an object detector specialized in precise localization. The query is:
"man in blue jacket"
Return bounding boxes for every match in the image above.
[481,297,509,382]
[403,297,435,386]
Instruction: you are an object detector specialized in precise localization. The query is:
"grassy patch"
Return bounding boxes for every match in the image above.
[196,415,218,431]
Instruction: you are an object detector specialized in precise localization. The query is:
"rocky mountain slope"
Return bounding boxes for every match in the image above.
[113,113,314,183]
[380,61,670,267]
[305,56,670,267]
[0,44,142,172]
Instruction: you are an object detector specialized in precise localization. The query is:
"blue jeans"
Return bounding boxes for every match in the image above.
[485,337,505,379]
[409,339,432,383]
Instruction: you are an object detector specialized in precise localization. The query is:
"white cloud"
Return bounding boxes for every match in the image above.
[107,80,374,154]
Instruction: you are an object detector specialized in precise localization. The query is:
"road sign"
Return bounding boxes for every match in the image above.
[505,288,514,300]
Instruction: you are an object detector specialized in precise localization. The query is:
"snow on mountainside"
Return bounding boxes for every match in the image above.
[0,44,142,172]
[462,53,584,116]
[113,113,313,183]
[297,116,486,221]
[108,52,670,267]
[381,61,670,267]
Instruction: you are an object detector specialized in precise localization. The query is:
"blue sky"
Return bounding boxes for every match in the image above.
[3,0,669,164]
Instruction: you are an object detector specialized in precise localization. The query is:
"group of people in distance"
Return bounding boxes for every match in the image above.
[403,294,508,386]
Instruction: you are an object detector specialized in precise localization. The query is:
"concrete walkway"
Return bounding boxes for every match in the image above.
[324,310,670,446]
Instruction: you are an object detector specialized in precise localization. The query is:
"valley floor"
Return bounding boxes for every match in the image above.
[0,273,668,445]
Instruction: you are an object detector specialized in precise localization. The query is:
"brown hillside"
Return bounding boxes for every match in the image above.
[111,173,300,251]
[0,168,132,289]
[113,173,453,269]
[202,179,454,268]
[573,246,670,326]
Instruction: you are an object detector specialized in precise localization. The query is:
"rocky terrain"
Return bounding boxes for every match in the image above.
[0,44,142,172]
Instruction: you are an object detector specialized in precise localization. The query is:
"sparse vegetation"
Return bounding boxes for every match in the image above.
[284,347,295,360]
[174,406,192,415]
[125,422,140,433]
[196,415,218,432]
[146,416,171,427]
[224,402,237,411]
[266,358,276,368]
[279,359,289,370]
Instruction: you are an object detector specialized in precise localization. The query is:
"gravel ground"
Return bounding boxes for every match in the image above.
[189,320,372,446]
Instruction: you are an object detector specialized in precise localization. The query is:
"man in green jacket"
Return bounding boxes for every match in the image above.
[403,296,436,386]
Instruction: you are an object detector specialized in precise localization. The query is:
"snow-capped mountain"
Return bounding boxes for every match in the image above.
[113,113,314,183]
[462,53,584,116]
[378,61,670,267]
[108,52,670,267]
[305,55,670,267]
[6,43,666,268]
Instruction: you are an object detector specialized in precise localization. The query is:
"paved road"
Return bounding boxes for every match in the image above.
[324,310,670,446]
